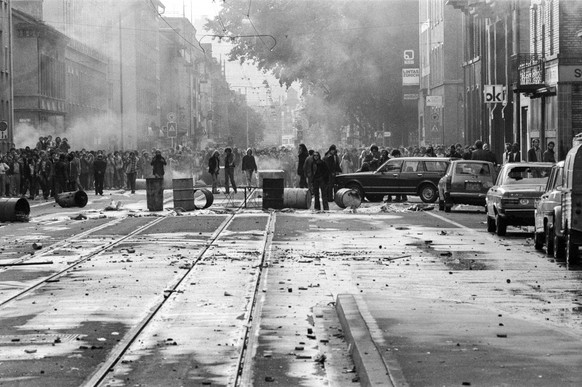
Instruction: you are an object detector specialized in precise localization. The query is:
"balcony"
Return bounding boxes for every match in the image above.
[512,53,547,96]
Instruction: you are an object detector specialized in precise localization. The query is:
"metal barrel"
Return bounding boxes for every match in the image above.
[262,178,284,209]
[283,188,312,209]
[55,190,88,208]
[334,188,362,209]
[146,178,164,211]
[0,198,30,222]
[172,178,195,211]
[193,188,214,209]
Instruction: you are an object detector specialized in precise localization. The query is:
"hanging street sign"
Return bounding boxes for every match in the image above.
[484,85,506,103]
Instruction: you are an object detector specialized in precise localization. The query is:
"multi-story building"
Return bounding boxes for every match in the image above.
[513,0,582,160]
[12,7,68,136]
[447,0,582,161]
[22,0,163,151]
[159,16,199,149]
[419,0,464,147]
[0,0,13,153]
[11,2,109,149]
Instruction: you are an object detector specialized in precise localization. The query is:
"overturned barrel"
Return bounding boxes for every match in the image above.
[55,190,88,208]
[283,188,312,209]
[146,178,164,211]
[173,178,195,211]
[334,188,362,209]
[193,188,214,209]
[0,198,30,222]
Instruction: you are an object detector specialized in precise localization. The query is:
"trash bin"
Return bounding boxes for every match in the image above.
[146,178,164,211]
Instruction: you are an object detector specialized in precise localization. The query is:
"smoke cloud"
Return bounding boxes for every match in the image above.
[14,112,123,152]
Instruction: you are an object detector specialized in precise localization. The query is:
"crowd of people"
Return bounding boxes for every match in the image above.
[1,135,558,211]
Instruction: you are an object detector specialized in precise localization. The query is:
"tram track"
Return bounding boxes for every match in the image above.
[84,209,275,387]
[0,216,167,308]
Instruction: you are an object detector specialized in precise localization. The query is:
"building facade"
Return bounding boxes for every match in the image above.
[514,0,582,161]
[159,16,199,149]
[419,0,464,147]
[0,0,13,153]
[12,8,68,136]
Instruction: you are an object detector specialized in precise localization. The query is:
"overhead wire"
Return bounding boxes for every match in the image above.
[147,0,206,55]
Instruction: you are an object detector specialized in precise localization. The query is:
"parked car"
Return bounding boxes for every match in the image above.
[486,162,553,236]
[533,161,564,256]
[438,160,496,212]
[334,157,451,203]
[550,144,582,264]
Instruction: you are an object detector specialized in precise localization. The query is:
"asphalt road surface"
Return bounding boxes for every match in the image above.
[0,189,581,386]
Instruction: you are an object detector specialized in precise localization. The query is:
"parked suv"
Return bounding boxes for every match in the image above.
[550,144,582,264]
[334,157,451,203]
[533,161,564,256]
[438,160,496,212]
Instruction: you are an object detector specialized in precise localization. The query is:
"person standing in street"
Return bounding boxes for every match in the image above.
[241,148,258,186]
[67,152,82,191]
[125,151,138,194]
[323,144,342,202]
[311,151,330,211]
[208,150,221,194]
[502,143,513,164]
[543,141,556,163]
[528,139,543,162]
[223,147,237,194]
[303,149,315,194]
[0,156,8,197]
[53,154,68,195]
[37,152,52,199]
[93,153,107,196]
[151,150,167,179]
[510,142,521,163]
[297,144,309,189]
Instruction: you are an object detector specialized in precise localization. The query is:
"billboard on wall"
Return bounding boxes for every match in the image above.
[402,68,419,86]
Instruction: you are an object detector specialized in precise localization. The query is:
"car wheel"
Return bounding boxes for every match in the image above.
[346,183,364,201]
[486,215,496,233]
[566,229,579,265]
[495,214,507,236]
[438,199,444,211]
[545,224,554,256]
[534,229,544,251]
[419,184,438,203]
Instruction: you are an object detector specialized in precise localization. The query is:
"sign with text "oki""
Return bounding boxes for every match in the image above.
[484,85,506,104]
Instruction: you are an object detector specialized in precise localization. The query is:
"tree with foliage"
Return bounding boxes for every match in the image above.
[206,0,419,147]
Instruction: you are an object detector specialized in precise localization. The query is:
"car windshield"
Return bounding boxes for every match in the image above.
[502,165,551,185]
[455,162,491,176]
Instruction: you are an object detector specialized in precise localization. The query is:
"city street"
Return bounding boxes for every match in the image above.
[0,189,581,386]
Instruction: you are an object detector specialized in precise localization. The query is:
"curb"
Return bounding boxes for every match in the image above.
[336,294,394,387]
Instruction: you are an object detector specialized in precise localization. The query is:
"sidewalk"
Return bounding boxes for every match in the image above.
[337,294,582,387]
